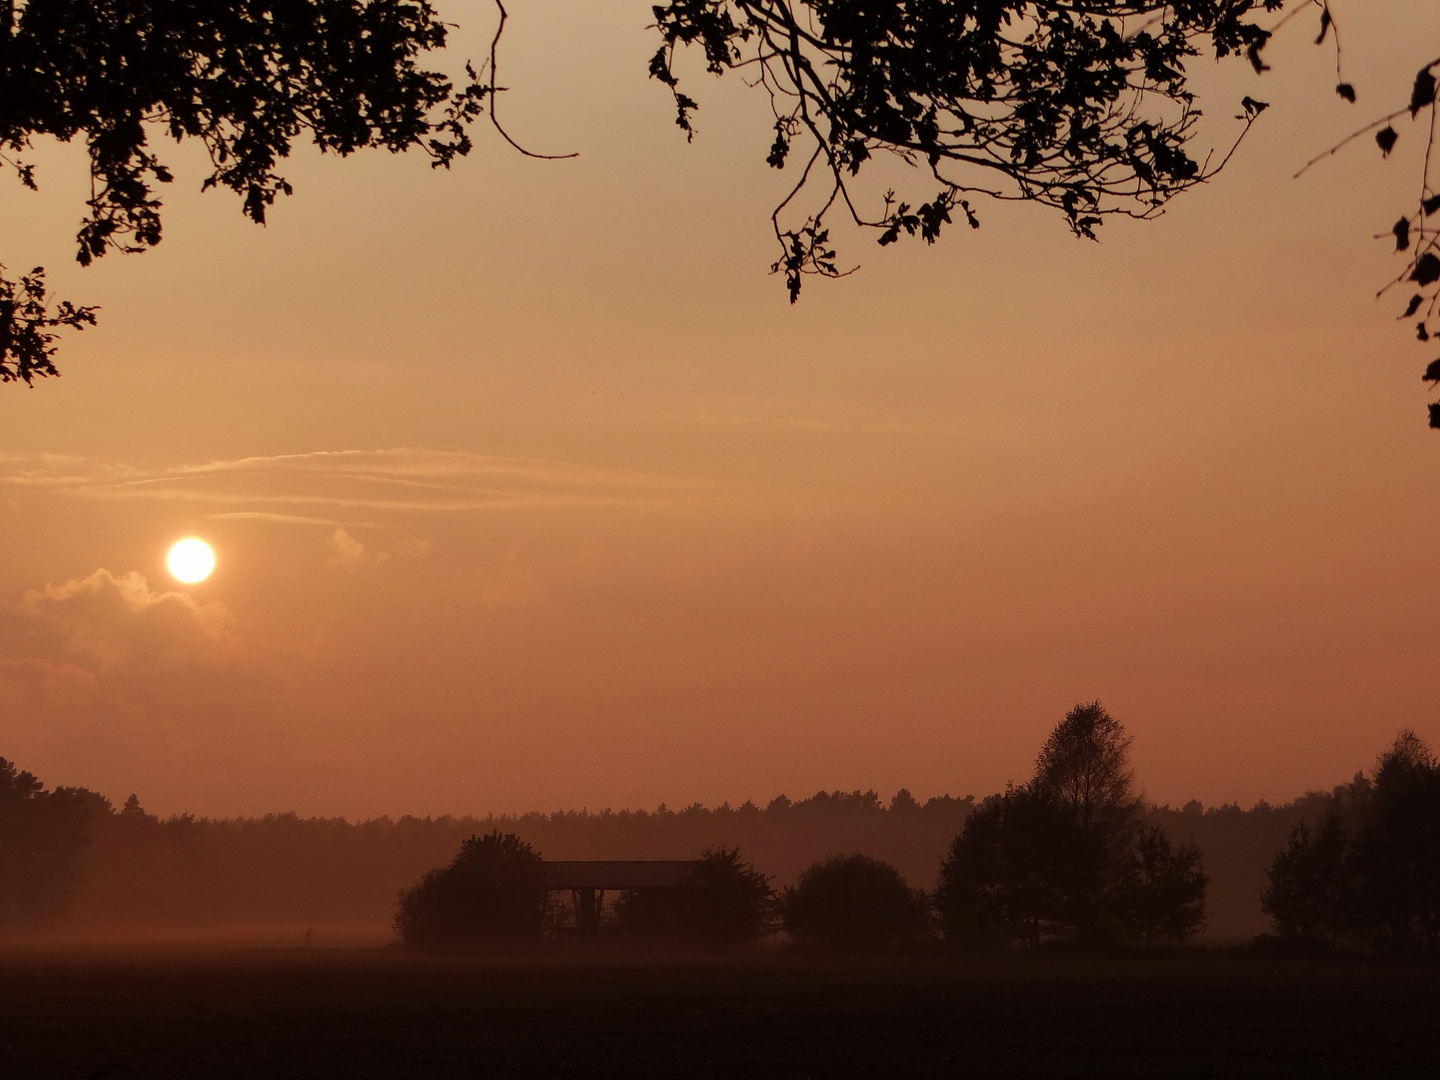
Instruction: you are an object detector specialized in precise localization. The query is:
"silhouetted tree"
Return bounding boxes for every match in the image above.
[1261,731,1440,956]
[1349,732,1440,955]
[615,846,775,949]
[933,784,1100,950]
[1112,824,1207,946]
[393,830,546,951]
[1033,697,1144,940]
[1262,813,1351,950]
[1032,702,1143,840]
[935,702,1207,950]
[780,852,929,951]
[0,757,95,925]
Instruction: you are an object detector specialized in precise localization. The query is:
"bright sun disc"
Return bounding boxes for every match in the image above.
[167,538,215,583]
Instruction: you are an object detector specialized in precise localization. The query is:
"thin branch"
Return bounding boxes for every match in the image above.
[1293,107,1409,180]
[487,0,578,161]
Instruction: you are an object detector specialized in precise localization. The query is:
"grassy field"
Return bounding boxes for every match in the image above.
[1,948,1437,1079]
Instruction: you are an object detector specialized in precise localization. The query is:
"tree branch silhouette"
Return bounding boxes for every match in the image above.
[0,267,98,385]
[649,0,1285,302]
[1279,0,1440,422]
[9,0,1440,427]
[485,1,578,161]
[0,0,553,383]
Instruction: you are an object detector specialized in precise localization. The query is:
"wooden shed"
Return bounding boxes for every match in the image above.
[542,860,695,938]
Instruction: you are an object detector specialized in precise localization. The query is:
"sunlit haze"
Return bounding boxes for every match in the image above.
[3,0,1439,821]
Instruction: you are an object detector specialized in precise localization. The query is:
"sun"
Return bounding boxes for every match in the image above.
[167,538,215,584]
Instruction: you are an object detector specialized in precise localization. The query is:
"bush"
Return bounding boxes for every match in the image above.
[615,847,774,950]
[780,853,930,951]
[394,831,546,951]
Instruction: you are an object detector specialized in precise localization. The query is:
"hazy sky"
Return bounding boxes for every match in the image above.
[3,1,1439,818]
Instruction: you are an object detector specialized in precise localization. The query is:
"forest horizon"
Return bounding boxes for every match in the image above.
[0,726,1377,947]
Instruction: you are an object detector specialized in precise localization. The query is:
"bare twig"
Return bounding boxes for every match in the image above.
[1293,108,1409,180]
[487,0,578,161]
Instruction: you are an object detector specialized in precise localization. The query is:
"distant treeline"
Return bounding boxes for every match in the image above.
[61,789,973,933]
[3,757,1336,941]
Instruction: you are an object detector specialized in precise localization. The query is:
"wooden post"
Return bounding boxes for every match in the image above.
[578,887,597,939]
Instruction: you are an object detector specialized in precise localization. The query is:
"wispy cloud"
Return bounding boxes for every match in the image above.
[208,512,352,526]
[650,410,967,438]
[0,448,713,517]
[326,528,389,569]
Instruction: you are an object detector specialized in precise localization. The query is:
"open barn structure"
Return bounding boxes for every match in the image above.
[543,860,695,939]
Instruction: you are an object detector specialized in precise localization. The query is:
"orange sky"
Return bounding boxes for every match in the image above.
[3,1,1439,818]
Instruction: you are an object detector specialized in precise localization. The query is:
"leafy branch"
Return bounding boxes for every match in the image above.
[0,0,547,383]
[1285,0,1440,424]
[0,268,98,386]
[649,0,1285,301]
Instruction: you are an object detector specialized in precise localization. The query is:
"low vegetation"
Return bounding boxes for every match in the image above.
[779,853,930,951]
[393,831,547,951]
[614,847,776,950]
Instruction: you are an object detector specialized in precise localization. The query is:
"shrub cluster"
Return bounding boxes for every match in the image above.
[779,853,930,951]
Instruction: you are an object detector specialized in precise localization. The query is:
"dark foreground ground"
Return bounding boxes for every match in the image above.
[2,948,1438,1080]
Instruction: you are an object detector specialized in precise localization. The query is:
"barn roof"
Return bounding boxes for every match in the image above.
[543,860,696,890]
